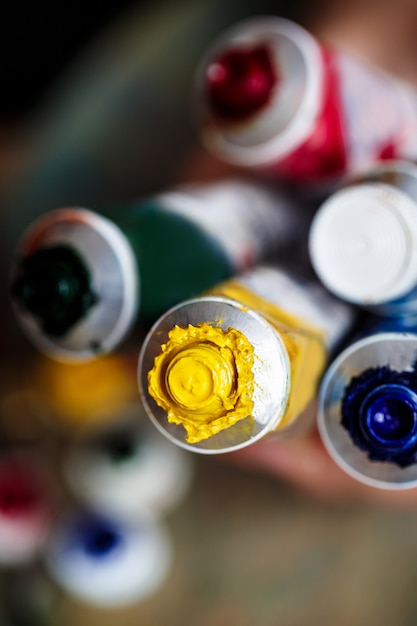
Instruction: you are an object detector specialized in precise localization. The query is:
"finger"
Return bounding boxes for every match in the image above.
[225,429,417,507]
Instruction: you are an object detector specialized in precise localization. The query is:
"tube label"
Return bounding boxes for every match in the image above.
[158,181,302,270]
[334,52,417,171]
[222,265,355,351]
[208,265,355,429]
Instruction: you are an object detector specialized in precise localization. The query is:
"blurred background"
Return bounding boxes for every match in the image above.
[2,0,417,624]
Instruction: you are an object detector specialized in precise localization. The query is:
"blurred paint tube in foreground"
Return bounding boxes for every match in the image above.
[10,179,306,362]
[0,452,55,566]
[62,410,193,523]
[318,317,417,489]
[194,16,417,188]
[25,353,140,433]
[43,508,172,608]
[2,564,56,626]
[138,264,355,454]
[309,160,417,316]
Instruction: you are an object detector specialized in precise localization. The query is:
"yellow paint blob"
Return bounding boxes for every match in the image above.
[31,355,138,431]
[148,323,255,443]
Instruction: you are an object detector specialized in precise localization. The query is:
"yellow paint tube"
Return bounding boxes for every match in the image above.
[139,265,355,453]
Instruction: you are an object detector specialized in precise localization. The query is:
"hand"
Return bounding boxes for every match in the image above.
[227,425,417,508]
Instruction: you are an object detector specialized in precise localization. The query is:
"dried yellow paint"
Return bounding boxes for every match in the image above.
[147,323,255,443]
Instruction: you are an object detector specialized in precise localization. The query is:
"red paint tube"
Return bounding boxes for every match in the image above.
[194,16,417,189]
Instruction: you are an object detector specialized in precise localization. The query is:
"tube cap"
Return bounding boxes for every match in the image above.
[309,183,417,306]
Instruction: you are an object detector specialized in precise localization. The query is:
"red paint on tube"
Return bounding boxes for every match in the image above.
[197,17,417,187]
[205,44,277,121]
[269,48,347,181]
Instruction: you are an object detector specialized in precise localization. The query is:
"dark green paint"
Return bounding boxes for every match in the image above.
[10,244,98,337]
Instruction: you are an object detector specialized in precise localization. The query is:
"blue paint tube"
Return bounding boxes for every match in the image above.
[318,315,417,489]
[43,508,172,608]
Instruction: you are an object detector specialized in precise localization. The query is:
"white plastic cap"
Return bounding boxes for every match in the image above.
[309,183,417,305]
